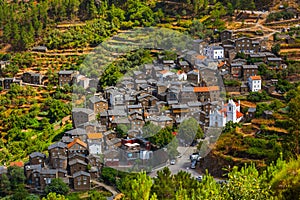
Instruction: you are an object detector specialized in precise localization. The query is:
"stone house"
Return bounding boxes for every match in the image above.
[220,30,233,42]
[242,65,258,81]
[72,171,91,191]
[58,70,78,86]
[88,96,108,114]
[22,72,44,85]
[68,159,88,175]
[72,108,95,128]
[48,142,68,170]
[67,138,88,157]
[29,152,46,166]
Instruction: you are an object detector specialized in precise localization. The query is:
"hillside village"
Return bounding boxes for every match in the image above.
[0,0,300,198]
[0,27,297,192]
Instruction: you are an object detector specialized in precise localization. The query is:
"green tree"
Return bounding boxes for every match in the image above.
[0,174,10,196]
[288,94,300,154]
[88,190,106,200]
[271,157,300,199]
[122,171,152,200]
[177,117,201,145]
[42,192,68,200]
[8,166,26,190]
[271,43,281,56]
[45,178,69,195]
[167,137,179,159]
[116,124,129,137]
[142,122,161,138]
[224,164,274,199]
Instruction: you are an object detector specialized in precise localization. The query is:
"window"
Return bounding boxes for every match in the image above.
[78,181,81,185]
[83,181,87,185]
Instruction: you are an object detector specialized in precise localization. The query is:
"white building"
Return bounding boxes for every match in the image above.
[204,46,224,60]
[248,76,262,92]
[209,99,243,127]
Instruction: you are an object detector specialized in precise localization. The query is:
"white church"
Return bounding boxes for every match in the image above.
[209,99,243,127]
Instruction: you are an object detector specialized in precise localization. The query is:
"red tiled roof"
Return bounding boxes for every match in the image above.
[68,138,87,149]
[10,161,24,167]
[236,111,243,118]
[160,70,169,74]
[193,86,220,93]
[218,61,225,68]
[250,75,261,80]
[196,55,206,60]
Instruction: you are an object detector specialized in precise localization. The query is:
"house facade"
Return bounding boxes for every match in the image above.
[248,76,262,92]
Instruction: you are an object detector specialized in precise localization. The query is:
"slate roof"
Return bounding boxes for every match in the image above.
[58,70,75,75]
[65,128,87,136]
[73,171,90,178]
[179,61,189,66]
[242,65,258,69]
[40,169,57,175]
[32,46,47,51]
[248,107,256,113]
[29,152,46,159]
[72,108,94,115]
[147,115,173,122]
[25,164,42,171]
[68,153,86,160]
[48,142,67,150]
[69,159,88,166]
[107,109,127,116]
[187,102,202,107]
[172,104,189,109]
[267,57,282,61]
[128,104,143,109]
[133,71,143,76]
[89,96,101,104]
[144,64,154,70]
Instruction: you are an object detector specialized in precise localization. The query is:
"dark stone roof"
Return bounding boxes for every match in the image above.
[48,142,67,150]
[72,108,94,115]
[248,107,256,112]
[29,152,46,159]
[172,104,189,109]
[69,159,88,166]
[73,171,90,178]
[242,65,258,69]
[58,70,76,75]
[89,96,101,104]
[40,169,57,175]
[65,128,87,136]
[32,46,47,51]
[25,164,42,171]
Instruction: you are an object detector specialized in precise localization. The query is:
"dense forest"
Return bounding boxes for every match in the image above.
[0,0,261,51]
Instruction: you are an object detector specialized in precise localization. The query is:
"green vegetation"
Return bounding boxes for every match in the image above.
[0,166,26,198]
[267,11,295,22]
[224,79,242,87]
[247,91,271,102]
[118,156,300,199]
[98,49,153,90]
[45,178,70,196]
[0,84,72,164]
